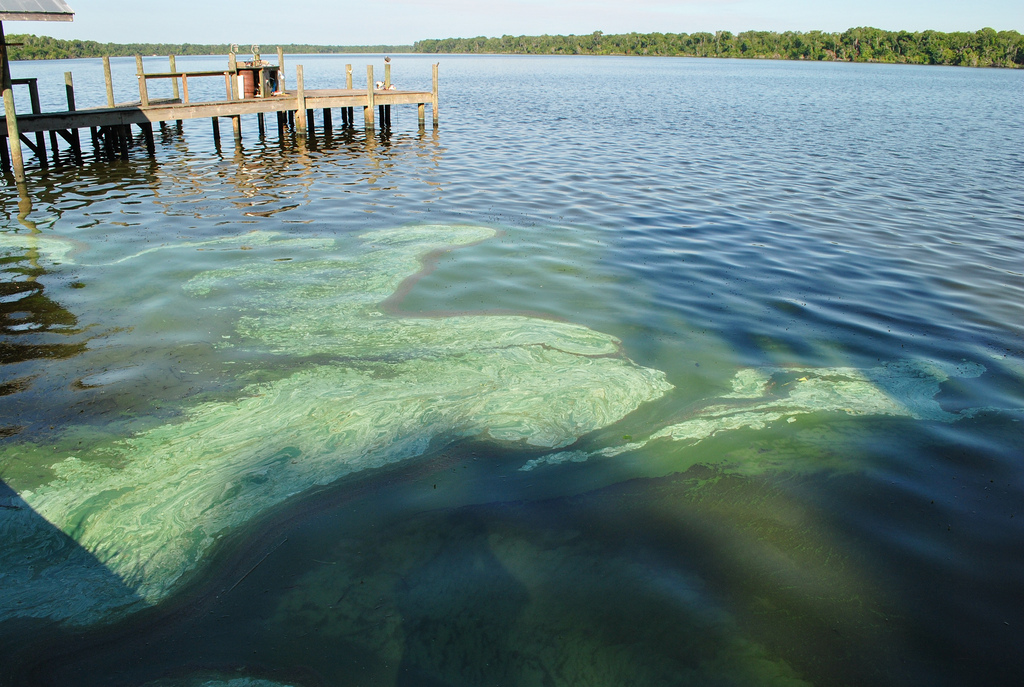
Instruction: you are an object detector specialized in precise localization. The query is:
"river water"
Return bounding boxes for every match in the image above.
[1,54,1023,686]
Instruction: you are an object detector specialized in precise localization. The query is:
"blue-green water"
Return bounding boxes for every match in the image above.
[1,55,1023,686]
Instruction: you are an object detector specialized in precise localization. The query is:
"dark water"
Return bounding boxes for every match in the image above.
[2,55,1023,687]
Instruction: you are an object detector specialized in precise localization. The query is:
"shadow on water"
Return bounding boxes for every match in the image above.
[0,477,145,686]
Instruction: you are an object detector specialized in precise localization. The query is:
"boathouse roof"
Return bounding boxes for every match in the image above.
[0,0,74,21]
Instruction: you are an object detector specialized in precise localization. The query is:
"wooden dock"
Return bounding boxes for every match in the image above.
[1,48,439,181]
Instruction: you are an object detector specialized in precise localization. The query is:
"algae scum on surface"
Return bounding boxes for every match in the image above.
[0,224,995,630]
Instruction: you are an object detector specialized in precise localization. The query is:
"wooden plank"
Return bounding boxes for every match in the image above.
[143,70,229,79]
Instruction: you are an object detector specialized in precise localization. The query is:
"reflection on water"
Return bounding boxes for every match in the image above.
[2,55,1023,686]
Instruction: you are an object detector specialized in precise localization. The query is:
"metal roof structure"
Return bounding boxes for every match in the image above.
[0,0,74,22]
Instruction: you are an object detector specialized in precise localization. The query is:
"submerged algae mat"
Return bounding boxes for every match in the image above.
[0,223,997,634]
[0,225,673,625]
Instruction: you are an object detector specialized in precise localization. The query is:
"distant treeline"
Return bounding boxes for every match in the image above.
[9,28,1024,68]
[6,34,413,60]
[413,28,1024,68]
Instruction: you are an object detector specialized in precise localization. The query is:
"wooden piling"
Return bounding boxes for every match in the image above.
[212,116,220,141]
[295,65,307,136]
[103,56,114,107]
[169,55,183,126]
[26,80,48,167]
[346,64,352,89]
[141,122,155,156]
[1,21,26,181]
[135,55,150,107]
[277,47,286,92]
[169,55,180,100]
[257,112,265,137]
[228,52,241,140]
[365,65,374,127]
[432,63,439,126]
[64,71,82,164]
[323,107,332,132]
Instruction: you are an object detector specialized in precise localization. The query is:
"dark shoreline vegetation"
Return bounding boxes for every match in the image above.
[7,27,1024,68]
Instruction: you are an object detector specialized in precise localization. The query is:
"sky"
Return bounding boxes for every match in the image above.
[10,0,1024,46]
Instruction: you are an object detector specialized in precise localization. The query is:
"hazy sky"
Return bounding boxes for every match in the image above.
[14,0,1024,45]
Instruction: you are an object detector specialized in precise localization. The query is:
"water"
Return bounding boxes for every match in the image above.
[2,54,1023,686]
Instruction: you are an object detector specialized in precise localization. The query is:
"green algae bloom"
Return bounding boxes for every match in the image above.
[522,359,988,472]
[1,225,672,625]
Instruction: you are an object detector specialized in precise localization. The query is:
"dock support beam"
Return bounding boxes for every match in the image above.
[1,21,26,182]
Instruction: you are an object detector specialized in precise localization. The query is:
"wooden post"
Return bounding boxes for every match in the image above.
[228,53,240,140]
[64,71,83,164]
[257,112,265,137]
[277,47,285,91]
[170,55,184,126]
[295,64,306,136]
[103,56,115,107]
[345,63,354,127]
[365,65,374,127]
[212,116,220,142]
[228,53,239,100]
[383,61,391,129]
[169,55,180,100]
[432,62,439,126]
[323,107,332,131]
[1,21,25,181]
[135,55,149,107]
[418,102,425,126]
[26,80,48,167]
